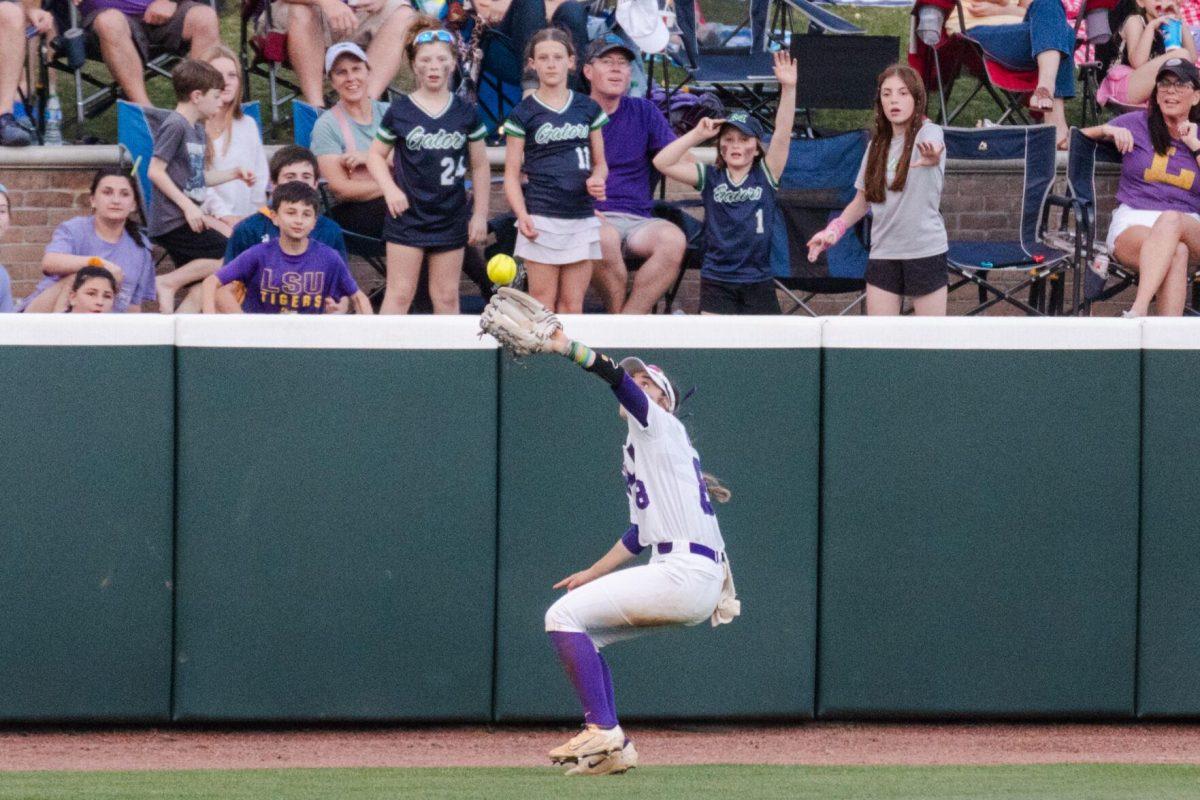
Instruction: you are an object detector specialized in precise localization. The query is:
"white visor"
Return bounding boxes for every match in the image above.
[620,356,677,412]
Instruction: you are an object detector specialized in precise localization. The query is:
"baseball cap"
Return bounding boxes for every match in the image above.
[584,33,637,63]
[620,356,678,413]
[1157,57,1200,88]
[325,42,369,76]
[615,0,669,55]
[720,110,765,141]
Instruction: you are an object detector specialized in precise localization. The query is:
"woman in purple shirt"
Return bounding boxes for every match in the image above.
[1082,57,1200,317]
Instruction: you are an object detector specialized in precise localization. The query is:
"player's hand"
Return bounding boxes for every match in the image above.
[772,50,797,88]
[586,173,607,201]
[467,212,488,246]
[321,0,358,38]
[915,140,944,167]
[517,213,538,240]
[383,185,409,218]
[324,295,351,313]
[547,327,570,354]
[693,117,725,140]
[1103,124,1135,154]
[554,568,598,591]
[183,203,207,233]
[806,229,836,263]
[142,0,176,25]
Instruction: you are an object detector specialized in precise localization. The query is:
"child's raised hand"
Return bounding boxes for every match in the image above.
[806,229,836,263]
[915,140,944,166]
[773,51,797,88]
[693,117,725,139]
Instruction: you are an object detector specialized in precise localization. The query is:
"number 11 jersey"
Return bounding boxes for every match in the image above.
[376,94,487,248]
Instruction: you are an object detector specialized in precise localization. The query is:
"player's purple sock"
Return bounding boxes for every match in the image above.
[596,652,619,726]
[548,631,618,729]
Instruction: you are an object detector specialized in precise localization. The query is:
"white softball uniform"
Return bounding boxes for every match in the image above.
[545,385,727,647]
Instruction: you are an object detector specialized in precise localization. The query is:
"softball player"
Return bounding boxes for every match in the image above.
[541,324,738,776]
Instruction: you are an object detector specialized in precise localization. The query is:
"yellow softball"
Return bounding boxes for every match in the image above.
[487,254,518,286]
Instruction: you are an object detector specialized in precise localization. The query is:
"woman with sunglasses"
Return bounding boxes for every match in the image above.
[366,19,490,314]
[1081,57,1200,316]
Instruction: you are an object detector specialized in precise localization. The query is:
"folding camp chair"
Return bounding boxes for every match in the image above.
[240,0,299,133]
[770,130,869,315]
[44,0,215,140]
[943,124,1078,315]
[1071,0,1119,127]
[1062,127,1200,315]
[909,0,1040,126]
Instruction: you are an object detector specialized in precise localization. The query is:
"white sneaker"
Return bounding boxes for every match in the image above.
[1121,309,1140,318]
[548,724,625,764]
[564,739,638,776]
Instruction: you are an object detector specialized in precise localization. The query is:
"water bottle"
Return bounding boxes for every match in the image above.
[916,5,945,47]
[43,82,63,147]
[1163,18,1184,51]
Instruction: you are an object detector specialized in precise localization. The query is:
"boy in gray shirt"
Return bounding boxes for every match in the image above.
[147,59,254,312]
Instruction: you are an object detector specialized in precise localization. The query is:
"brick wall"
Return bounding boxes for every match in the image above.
[0,147,1131,315]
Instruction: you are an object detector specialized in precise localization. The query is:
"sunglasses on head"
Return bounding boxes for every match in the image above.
[415,29,454,45]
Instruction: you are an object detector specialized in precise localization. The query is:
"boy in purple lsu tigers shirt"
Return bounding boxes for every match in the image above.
[201,182,372,314]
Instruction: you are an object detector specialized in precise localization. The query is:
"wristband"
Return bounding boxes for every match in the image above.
[825,218,847,244]
[566,340,593,367]
[87,256,103,268]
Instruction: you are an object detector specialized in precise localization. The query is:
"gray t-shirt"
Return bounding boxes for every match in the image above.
[310,100,389,158]
[854,119,948,260]
[149,111,207,237]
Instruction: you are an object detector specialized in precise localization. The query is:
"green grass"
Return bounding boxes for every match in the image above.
[0,764,1197,800]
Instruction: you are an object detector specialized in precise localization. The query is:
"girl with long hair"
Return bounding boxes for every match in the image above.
[200,45,269,228]
[503,27,609,313]
[1082,57,1200,316]
[22,167,156,313]
[807,64,949,316]
[652,51,797,314]
[367,18,490,314]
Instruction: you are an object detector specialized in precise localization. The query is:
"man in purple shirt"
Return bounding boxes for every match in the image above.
[585,35,689,314]
[82,0,219,108]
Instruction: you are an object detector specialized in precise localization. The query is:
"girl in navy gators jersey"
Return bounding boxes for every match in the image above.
[503,27,609,314]
[367,18,491,314]
[653,51,797,315]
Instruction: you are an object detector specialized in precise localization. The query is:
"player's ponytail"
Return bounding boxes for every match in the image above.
[702,472,732,503]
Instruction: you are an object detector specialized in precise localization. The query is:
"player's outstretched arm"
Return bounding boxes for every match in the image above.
[551,328,652,427]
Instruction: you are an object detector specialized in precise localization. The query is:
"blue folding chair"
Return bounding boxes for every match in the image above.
[119,99,263,211]
[770,131,870,315]
[1063,126,1200,315]
[943,124,1078,315]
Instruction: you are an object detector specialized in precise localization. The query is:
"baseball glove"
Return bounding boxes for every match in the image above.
[479,287,561,357]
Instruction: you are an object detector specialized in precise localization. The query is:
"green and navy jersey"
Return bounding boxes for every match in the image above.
[698,161,779,284]
[503,92,608,219]
[376,95,487,241]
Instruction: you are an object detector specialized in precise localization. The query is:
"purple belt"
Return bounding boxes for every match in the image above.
[654,542,721,563]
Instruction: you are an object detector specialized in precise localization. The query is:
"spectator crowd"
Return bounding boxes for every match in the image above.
[0,0,1199,316]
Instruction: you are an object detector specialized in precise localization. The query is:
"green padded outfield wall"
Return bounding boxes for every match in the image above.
[0,317,175,721]
[494,317,821,721]
[172,317,497,721]
[818,318,1140,718]
[1138,321,1200,717]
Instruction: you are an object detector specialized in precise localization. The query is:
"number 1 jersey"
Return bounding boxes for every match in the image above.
[698,160,779,284]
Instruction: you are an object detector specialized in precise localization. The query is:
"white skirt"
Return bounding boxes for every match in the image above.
[1106,204,1200,251]
[515,214,601,264]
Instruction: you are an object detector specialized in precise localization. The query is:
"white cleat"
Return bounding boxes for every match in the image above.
[564,739,638,776]
[548,724,626,765]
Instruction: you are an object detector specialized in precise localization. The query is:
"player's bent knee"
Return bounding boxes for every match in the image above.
[544,599,583,633]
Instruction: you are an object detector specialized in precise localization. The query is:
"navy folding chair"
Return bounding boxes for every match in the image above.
[1064,127,1200,315]
[943,124,1077,315]
[770,131,870,315]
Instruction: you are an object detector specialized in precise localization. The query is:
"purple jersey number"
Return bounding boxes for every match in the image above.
[693,458,715,516]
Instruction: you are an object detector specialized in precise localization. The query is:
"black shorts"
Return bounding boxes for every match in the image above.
[865,253,949,298]
[152,224,227,267]
[84,0,206,63]
[329,199,388,239]
[383,215,467,251]
[699,277,780,315]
